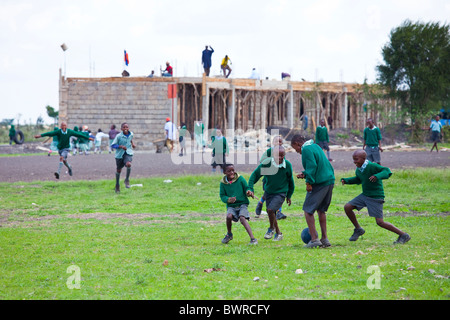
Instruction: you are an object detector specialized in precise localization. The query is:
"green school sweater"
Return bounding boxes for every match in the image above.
[301,142,335,186]
[41,129,89,150]
[315,126,329,142]
[363,126,382,147]
[247,159,295,199]
[220,174,250,208]
[341,161,392,199]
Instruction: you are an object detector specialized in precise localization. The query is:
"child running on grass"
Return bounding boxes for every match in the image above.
[111,122,136,193]
[291,134,335,248]
[341,149,411,244]
[255,135,286,220]
[34,122,93,179]
[246,146,295,241]
[220,163,257,245]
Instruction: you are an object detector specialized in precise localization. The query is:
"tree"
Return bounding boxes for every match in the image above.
[46,105,59,125]
[376,20,450,127]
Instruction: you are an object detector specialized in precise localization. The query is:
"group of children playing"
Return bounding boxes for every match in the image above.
[219,131,410,248]
[35,120,411,248]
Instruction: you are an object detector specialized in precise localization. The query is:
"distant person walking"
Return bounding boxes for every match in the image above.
[202,45,214,76]
[429,115,443,153]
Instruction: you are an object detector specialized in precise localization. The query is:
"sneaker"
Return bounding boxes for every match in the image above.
[249,238,258,245]
[255,201,263,216]
[222,233,233,244]
[124,179,130,188]
[304,239,322,248]
[273,233,283,241]
[54,172,59,179]
[320,238,331,247]
[394,233,411,244]
[349,228,365,241]
[68,167,73,176]
[264,228,274,239]
[115,185,120,194]
[276,210,287,220]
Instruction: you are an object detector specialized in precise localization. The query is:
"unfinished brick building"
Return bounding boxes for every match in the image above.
[59,69,394,150]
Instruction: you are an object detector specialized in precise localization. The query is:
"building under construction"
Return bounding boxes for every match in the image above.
[59,70,396,150]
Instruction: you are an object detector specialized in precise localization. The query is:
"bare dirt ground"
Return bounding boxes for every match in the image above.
[0,143,448,183]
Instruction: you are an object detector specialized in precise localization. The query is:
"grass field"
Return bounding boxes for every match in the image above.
[0,168,448,300]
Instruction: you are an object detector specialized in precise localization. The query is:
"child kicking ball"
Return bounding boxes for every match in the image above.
[341,150,411,244]
[220,164,257,245]
[34,121,93,179]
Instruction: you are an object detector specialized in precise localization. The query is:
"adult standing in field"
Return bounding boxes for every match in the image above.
[363,118,383,165]
[429,115,443,153]
[34,121,94,180]
[291,134,335,248]
[221,55,232,78]
[202,45,214,76]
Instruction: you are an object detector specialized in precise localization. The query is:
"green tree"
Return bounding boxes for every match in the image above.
[376,20,450,129]
[46,105,59,125]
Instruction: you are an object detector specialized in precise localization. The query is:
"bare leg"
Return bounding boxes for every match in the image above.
[304,212,318,241]
[267,209,280,234]
[344,203,361,229]
[240,216,255,239]
[375,218,405,236]
[317,210,327,240]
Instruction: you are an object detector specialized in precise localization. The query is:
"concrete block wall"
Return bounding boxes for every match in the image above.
[61,78,173,150]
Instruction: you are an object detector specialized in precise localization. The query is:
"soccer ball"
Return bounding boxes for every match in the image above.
[301,227,317,244]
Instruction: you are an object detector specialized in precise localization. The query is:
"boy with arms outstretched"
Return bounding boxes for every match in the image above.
[111,123,136,193]
[246,146,295,241]
[220,163,257,245]
[341,149,410,244]
[34,121,93,179]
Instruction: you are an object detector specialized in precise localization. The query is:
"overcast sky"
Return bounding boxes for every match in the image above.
[0,0,448,124]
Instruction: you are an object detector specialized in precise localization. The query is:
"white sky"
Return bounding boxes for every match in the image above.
[0,0,448,124]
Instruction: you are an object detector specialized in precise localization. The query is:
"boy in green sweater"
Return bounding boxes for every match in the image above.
[341,150,410,244]
[246,146,295,241]
[34,121,93,179]
[291,134,335,248]
[363,118,383,164]
[255,135,286,220]
[220,164,257,245]
[315,119,332,161]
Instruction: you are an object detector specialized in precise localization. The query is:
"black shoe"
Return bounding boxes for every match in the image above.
[54,172,59,179]
[394,233,411,244]
[349,228,365,241]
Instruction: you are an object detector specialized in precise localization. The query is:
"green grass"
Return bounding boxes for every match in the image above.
[0,168,449,300]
